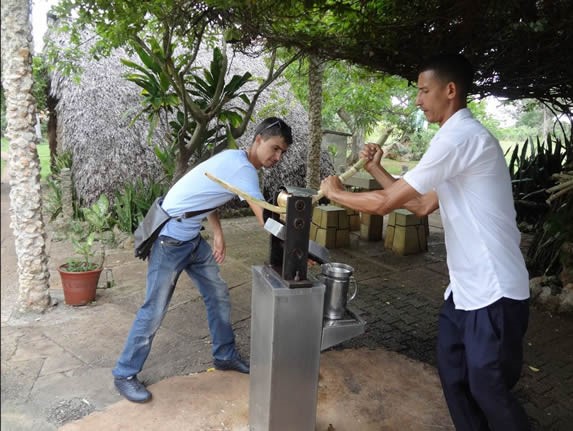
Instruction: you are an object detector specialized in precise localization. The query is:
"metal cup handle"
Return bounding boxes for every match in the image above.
[348,276,357,302]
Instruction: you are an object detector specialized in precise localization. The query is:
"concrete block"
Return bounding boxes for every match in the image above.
[385,209,428,255]
[384,225,395,249]
[385,224,428,255]
[417,225,428,252]
[310,222,318,241]
[361,213,383,230]
[315,227,337,249]
[387,211,396,227]
[312,206,322,226]
[336,229,350,248]
[394,209,420,227]
[392,226,419,255]
[313,205,344,228]
[338,211,349,230]
[360,222,383,241]
[349,214,361,231]
[360,213,383,241]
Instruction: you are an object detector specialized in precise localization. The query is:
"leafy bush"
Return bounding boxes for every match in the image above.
[51,150,73,176]
[113,179,168,233]
[43,151,74,222]
[82,194,114,242]
[61,194,117,271]
[508,129,573,276]
[508,133,571,226]
[66,229,100,272]
[44,176,63,222]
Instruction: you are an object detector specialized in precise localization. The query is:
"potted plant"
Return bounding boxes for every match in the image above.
[57,195,112,306]
[57,230,103,305]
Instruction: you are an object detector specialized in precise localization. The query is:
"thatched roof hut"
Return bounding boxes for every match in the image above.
[48,30,163,205]
[47,29,335,206]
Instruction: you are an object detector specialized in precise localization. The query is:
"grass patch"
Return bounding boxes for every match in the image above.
[383,158,419,175]
[380,140,525,174]
[501,139,531,164]
[1,137,51,179]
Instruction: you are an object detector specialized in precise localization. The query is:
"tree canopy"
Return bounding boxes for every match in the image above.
[50,0,301,181]
[210,0,573,117]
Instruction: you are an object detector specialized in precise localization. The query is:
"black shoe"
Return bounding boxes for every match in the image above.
[213,356,250,374]
[114,376,152,403]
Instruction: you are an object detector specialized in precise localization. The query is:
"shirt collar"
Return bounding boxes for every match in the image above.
[436,108,473,136]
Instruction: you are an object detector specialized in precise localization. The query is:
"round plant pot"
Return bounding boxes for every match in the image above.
[57,264,102,306]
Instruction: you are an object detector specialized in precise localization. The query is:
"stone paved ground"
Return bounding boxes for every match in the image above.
[2,179,572,429]
[328,223,573,431]
[203,212,573,430]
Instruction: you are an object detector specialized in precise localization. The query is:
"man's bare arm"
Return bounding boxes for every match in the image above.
[361,143,439,216]
[247,200,265,226]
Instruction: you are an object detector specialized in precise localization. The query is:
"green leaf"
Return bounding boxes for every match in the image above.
[133,42,163,75]
[224,72,252,96]
[226,125,238,149]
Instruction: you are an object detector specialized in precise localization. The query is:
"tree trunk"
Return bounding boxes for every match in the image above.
[1,0,51,312]
[348,127,364,166]
[306,55,323,191]
[336,107,363,166]
[47,89,58,171]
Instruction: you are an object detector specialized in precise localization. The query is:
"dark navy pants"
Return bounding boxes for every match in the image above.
[437,295,530,431]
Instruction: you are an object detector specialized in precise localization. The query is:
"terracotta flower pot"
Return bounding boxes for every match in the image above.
[57,264,102,306]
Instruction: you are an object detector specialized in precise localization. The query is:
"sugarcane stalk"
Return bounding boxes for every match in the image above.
[207,156,367,212]
[312,158,367,204]
[546,170,573,203]
[546,179,573,194]
[547,186,573,203]
[205,172,286,214]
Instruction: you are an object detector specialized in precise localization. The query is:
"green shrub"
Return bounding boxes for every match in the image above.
[508,129,573,276]
[113,179,168,233]
[508,133,570,226]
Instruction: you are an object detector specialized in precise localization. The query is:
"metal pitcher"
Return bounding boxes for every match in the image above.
[320,263,357,320]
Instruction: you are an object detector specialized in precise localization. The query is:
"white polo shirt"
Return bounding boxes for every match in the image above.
[160,150,263,241]
[403,108,529,310]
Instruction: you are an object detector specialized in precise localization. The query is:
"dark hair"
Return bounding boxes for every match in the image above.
[254,117,293,146]
[419,53,474,99]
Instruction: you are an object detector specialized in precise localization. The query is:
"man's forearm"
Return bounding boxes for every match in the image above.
[401,191,439,217]
[368,166,439,216]
[328,188,392,216]
[207,211,223,235]
[327,178,428,217]
[368,164,397,190]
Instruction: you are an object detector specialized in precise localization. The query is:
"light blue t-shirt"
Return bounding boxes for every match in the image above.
[159,150,263,241]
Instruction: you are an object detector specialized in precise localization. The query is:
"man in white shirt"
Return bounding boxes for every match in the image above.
[321,54,530,430]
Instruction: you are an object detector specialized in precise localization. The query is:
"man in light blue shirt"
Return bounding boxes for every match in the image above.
[113,117,292,403]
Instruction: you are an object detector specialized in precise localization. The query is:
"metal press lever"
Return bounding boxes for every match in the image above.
[263,218,331,265]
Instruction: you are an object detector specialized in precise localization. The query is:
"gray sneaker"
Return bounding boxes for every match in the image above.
[114,376,152,403]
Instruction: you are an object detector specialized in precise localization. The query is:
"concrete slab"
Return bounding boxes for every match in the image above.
[2,183,572,430]
[59,348,453,431]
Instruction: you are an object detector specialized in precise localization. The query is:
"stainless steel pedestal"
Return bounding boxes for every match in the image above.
[249,265,325,431]
[321,305,366,351]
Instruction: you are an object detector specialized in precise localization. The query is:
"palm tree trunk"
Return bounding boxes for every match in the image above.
[306,55,323,191]
[1,0,51,312]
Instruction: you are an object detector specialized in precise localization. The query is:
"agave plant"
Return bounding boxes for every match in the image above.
[508,133,571,226]
[508,128,573,276]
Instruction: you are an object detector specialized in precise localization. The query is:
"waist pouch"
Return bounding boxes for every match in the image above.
[134,197,215,260]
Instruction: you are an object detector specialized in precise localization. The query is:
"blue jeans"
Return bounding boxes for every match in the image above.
[113,234,238,378]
